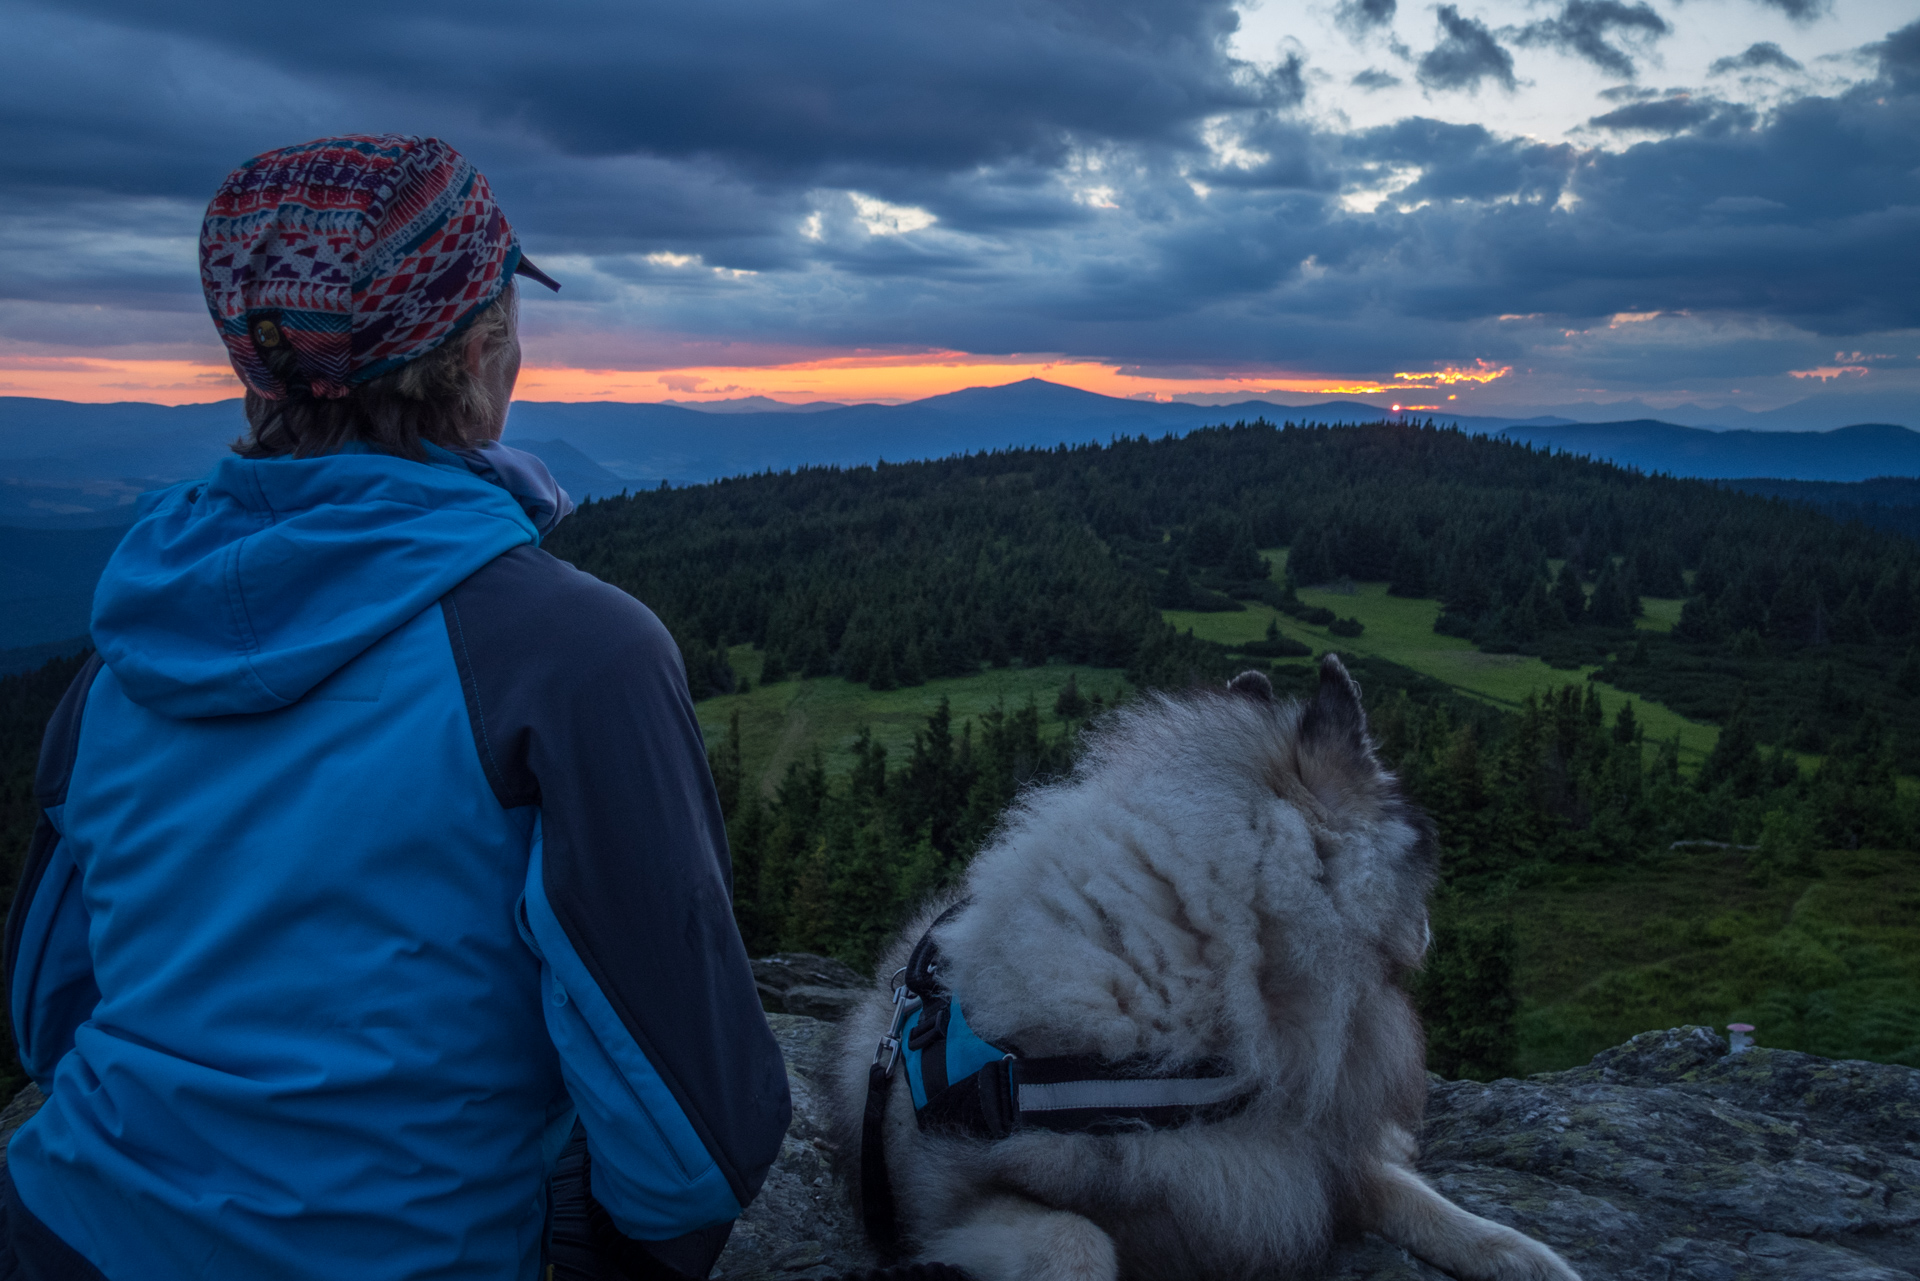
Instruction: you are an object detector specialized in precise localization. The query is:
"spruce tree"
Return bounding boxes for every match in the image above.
[1224,531,1268,583]
[1612,700,1639,747]
[1587,559,1630,628]
[1416,906,1519,1082]
[1551,562,1587,628]
[1053,673,1090,719]
[759,647,787,684]
[1697,694,1763,797]
[1157,556,1196,609]
[1832,589,1875,644]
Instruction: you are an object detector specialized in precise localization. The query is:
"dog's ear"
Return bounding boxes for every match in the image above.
[1299,653,1368,757]
[1227,669,1273,702]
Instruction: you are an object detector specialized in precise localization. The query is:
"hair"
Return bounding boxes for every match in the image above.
[235,282,518,461]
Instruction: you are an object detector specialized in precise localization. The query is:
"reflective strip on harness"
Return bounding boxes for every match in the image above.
[1018,1074,1245,1114]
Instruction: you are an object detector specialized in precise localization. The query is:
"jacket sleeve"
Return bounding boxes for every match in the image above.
[442,547,790,1269]
[5,656,105,1090]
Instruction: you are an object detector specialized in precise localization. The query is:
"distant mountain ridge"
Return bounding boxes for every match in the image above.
[3,383,1914,527]
[1497,419,1920,484]
[1,382,1915,653]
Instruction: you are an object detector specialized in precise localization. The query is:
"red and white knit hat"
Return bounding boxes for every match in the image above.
[200,134,558,401]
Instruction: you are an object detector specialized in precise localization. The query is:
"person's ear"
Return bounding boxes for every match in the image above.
[463,327,490,374]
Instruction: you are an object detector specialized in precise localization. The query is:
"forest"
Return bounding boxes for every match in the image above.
[0,419,1915,1094]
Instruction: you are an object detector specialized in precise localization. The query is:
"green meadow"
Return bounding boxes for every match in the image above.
[687,547,1919,1076]
[702,546,1725,794]
[697,647,1123,799]
[1502,845,1920,1071]
[1164,549,1721,767]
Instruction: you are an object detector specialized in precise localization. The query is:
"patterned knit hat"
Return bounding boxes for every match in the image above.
[200,134,559,401]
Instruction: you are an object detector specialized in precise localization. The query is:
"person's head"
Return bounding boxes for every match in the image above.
[200,135,559,461]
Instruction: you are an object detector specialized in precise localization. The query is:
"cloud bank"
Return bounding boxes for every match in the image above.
[0,0,1914,412]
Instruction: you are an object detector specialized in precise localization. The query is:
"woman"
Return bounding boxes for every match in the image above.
[2,135,788,1281]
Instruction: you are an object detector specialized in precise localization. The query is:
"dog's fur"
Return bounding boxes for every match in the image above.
[829,657,1580,1281]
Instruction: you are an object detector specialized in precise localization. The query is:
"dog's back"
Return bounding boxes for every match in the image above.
[831,660,1578,1281]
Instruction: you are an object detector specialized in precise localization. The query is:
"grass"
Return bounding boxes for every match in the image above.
[1165,549,1721,767]
[1636,597,1685,633]
[686,566,1914,1077]
[697,646,1127,798]
[1501,845,1920,1072]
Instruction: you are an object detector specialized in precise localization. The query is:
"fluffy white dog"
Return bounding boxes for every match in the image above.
[831,657,1580,1281]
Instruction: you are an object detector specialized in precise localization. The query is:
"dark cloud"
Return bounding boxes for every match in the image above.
[1417,6,1517,92]
[1709,42,1803,75]
[28,0,1274,180]
[1515,0,1670,79]
[1877,17,1920,88]
[1335,0,1396,36]
[1,0,1917,403]
[1586,95,1753,135]
[1352,68,1403,90]
[1266,53,1310,109]
[1350,118,1575,204]
[1753,0,1829,24]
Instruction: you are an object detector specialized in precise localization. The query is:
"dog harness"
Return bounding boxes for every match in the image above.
[860,908,1252,1250]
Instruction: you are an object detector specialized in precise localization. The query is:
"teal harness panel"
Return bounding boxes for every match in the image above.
[901,993,1005,1110]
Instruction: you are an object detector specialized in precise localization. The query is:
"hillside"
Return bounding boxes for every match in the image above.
[2,419,1915,1089]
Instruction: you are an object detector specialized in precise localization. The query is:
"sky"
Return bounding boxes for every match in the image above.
[1,0,1916,414]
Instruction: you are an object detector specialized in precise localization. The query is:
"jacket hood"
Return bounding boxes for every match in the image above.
[93,445,563,719]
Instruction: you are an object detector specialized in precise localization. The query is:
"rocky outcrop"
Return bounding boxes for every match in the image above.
[717,1022,1920,1281]
[6,1019,1910,1278]
[753,952,867,1023]
[0,1082,42,1173]
[716,1013,879,1280]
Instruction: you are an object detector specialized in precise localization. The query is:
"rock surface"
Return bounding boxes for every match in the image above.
[718,1022,1920,1281]
[753,953,867,1022]
[716,1013,878,1280]
[5,1021,1911,1279]
[0,1083,42,1173]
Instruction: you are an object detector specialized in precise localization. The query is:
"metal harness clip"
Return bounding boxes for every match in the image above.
[873,967,922,1078]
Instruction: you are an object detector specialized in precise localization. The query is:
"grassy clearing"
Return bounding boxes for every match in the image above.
[1505,846,1920,1072]
[1636,597,1684,633]
[1164,550,1720,766]
[697,647,1128,798]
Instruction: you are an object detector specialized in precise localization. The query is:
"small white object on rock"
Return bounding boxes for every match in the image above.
[1727,1022,1755,1053]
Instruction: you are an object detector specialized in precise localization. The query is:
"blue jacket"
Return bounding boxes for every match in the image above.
[2,446,790,1279]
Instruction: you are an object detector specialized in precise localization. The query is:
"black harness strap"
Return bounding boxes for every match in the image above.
[860,1059,901,1252]
[860,904,966,1254]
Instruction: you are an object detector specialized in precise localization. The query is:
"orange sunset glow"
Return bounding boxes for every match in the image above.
[0,350,1513,407]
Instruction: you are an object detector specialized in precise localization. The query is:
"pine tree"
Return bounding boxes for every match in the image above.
[1831,589,1876,644]
[899,638,928,687]
[759,647,787,684]
[1587,558,1631,628]
[1157,556,1196,609]
[1223,531,1268,583]
[1697,693,1763,797]
[1416,906,1519,1082]
[868,643,898,692]
[1612,700,1639,747]
[1388,539,1430,598]
[1552,562,1587,628]
[1053,673,1090,720]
